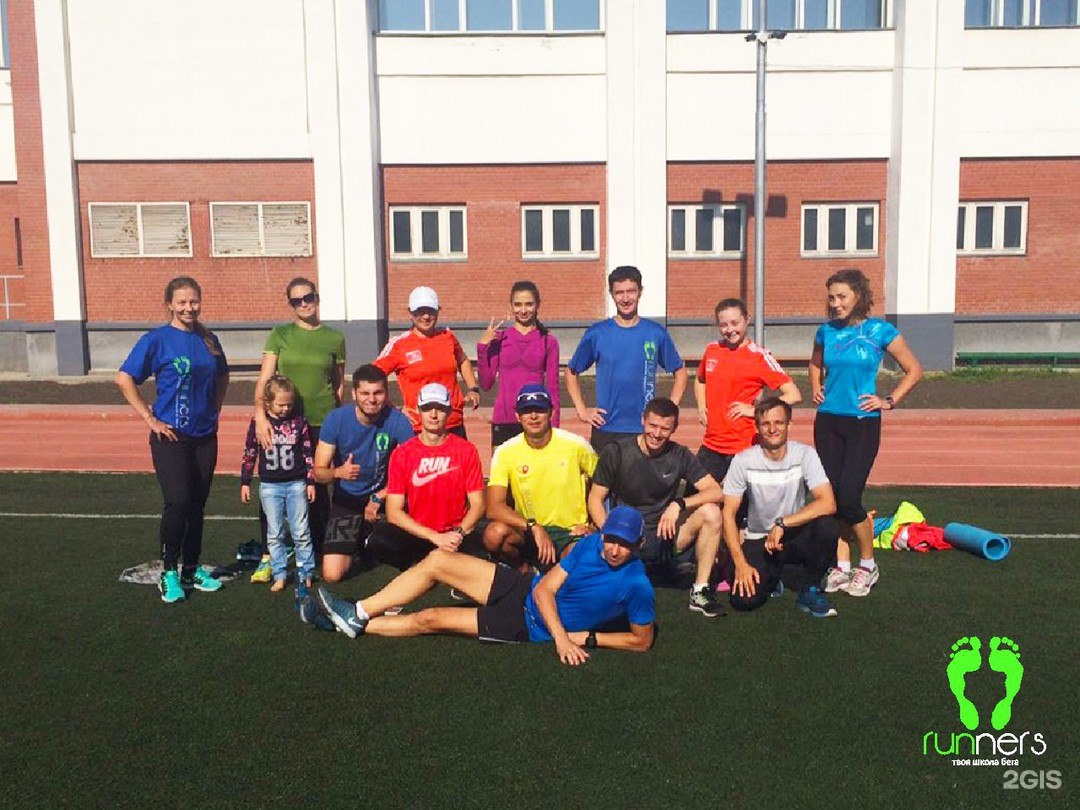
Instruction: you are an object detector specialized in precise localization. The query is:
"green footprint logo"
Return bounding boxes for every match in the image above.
[987,636,1024,731]
[945,636,1024,731]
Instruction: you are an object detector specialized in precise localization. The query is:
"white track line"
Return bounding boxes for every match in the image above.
[0,513,1078,539]
[0,512,250,521]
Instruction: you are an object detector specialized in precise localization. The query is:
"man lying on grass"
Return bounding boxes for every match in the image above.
[305,506,656,665]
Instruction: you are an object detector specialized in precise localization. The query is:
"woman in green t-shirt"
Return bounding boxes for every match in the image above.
[251,277,346,578]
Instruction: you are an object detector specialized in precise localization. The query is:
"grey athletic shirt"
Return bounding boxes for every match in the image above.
[723,441,830,539]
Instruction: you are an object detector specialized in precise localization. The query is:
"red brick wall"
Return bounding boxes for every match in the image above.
[956,158,1080,315]
[381,164,607,322]
[666,161,888,319]
[0,183,24,319]
[77,161,317,322]
[8,0,51,322]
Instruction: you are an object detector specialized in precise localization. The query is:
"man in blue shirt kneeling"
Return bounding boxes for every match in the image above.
[308,506,656,666]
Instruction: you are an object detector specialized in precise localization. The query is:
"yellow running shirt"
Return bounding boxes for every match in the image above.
[489,428,599,529]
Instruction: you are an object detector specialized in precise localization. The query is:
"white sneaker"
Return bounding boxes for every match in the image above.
[824,567,852,593]
[847,565,880,597]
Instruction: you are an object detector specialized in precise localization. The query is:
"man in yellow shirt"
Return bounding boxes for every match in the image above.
[483,384,599,568]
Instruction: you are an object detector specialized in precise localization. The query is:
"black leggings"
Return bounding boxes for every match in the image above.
[150,431,218,572]
[813,411,881,526]
[729,516,838,612]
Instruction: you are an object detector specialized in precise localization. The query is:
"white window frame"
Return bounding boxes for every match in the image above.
[667,0,890,32]
[956,200,1028,256]
[88,202,192,259]
[800,202,880,257]
[964,0,1080,27]
[667,203,746,258]
[520,204,600,260]
[209,202,313,258]
[388,205,468,261]
[379,0,605,33]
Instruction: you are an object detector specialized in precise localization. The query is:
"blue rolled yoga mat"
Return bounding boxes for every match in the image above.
[943,523,1012,561]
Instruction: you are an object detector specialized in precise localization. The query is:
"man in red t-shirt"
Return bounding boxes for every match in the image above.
[364,382,488,571]
[694,298,802,485]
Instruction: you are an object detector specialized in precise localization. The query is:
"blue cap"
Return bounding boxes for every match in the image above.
[514,383,552,412]
[602,506,644,545]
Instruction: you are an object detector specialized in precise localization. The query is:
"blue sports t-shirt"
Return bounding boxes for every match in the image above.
[318,404,414,497]
[119,325,228,438]
[814,318,900,419]
[523,532,655,643]
[568,318,683,434]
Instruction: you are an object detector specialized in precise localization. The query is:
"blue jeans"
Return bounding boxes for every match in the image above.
[258,479,315,582]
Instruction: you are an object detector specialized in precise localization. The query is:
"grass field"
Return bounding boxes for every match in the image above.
[1,473,1076,807]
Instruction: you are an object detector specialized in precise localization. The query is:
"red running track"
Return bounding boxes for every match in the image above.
[3,405,1078,487]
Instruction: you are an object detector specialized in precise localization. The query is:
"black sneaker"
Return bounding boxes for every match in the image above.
[689,587,725,618]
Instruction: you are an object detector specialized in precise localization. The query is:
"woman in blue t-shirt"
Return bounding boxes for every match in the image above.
[808,269,922,598]
[115,277,230,604]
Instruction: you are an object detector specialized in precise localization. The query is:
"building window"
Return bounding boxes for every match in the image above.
[956,201,1027,255]
[88,203,192,258]
[521,204,599,259]
[668,204,746,257]
[801,203,878,256]
[379,0,601,32]
[1,0,10,67]
[389,206,467,260]
[210,202,312,258]
[666,0,886,31]
[965,0,1079,27]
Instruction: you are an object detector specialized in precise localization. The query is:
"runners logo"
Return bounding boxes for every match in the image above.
[643,340,657,362]
[923,636,1047,764]
[411,456,455,487]
[172,355,192,429]
[642,340,658,404]
[375,432,390,452]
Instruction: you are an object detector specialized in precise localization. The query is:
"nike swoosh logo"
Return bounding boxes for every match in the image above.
[661,472,675,479]
[412,467,458,487]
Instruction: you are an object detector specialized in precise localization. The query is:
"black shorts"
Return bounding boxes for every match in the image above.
[476,564,532,643]
[322,491,373,557]
[639,508,694,563]
[696,446,749,528]
[366,520,490,572]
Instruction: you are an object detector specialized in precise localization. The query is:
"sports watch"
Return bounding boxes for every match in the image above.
[585,631,598,649]
[774,517,786,529]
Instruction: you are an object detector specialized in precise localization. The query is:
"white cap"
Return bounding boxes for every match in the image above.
[408,286,440,312]
[417,382,451,409]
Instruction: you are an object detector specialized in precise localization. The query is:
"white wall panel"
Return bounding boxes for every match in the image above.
[667,32,892,160]
[0,71,16,181]
[66,0,310,160]
[378,75,606,163]
[960,68,1080,157]
[668,71,891,160]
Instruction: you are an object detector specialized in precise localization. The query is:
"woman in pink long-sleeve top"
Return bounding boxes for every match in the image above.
[476,280,561,449]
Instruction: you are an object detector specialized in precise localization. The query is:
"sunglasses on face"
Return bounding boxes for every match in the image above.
[289,292,318,308]
[411,308,438,318]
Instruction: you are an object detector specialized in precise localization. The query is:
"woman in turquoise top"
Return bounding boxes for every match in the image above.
[809,269,922,598]
[251,277,346,576]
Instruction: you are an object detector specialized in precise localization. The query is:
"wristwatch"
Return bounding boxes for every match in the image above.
[469,386,481,394]
[371,493,384,506]
[674,497,687,512]
[774,517,786,529]
[585,631,598,649]
[884,395,896,410]
[525,518,537,532]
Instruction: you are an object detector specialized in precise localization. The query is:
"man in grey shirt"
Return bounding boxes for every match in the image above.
[722,397,839,618]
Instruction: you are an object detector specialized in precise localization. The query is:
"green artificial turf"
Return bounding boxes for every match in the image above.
[0,474,1076,807]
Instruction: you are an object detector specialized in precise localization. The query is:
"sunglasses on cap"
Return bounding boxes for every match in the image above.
[289,291,318,308]
[516,392,550,409]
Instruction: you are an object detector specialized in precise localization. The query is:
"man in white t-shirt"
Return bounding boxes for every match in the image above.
[721,397,839,618]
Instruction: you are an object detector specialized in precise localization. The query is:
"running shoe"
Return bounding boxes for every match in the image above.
[689,586,725,617]
[796,585,838,618]
[183,567,223,593]
[250,556,273,584]
[159,570,185,604]
[824,567,853,594]
[298,594,335,632]
[317,586,368,638]
[847,565,880,597]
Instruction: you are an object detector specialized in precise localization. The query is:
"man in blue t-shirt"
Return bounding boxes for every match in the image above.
[314,364,414,583]
[310,506,656,665]
[566,266,687,453]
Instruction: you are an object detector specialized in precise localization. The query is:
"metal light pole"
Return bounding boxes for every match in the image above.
[746,3,784,345]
